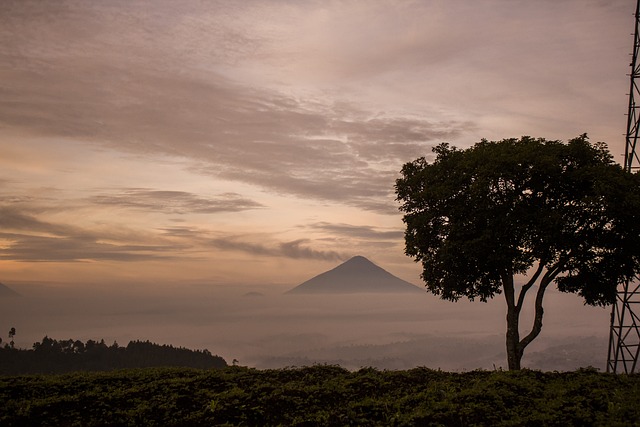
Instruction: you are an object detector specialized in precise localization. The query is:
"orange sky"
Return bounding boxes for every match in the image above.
[0,0,633,289]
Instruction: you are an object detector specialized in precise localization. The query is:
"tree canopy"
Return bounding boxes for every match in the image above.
[396,135,640,369]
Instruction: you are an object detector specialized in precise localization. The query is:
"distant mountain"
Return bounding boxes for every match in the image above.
[0,282,20,297]
[287,256,423,294]
[243,291,265,297]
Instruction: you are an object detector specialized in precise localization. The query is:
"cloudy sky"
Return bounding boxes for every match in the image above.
[0,0,634,288]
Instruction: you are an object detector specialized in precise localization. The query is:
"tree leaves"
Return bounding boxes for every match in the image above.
[396,135,640,306]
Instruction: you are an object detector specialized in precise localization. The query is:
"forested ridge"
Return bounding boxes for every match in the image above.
[0,337,227,374]
[2,365,639,426]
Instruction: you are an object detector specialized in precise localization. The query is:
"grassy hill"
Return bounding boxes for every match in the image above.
[2,366,639,426]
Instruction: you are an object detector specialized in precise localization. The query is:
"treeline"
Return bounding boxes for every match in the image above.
[0,337,227,374]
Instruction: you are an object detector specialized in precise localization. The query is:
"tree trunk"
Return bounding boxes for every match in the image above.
[503,272,522,370]
[505,300,522,370]
[503,267,556,370]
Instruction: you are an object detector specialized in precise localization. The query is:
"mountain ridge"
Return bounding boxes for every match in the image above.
[0,282,20,297]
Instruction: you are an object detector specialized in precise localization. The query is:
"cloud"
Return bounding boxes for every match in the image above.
[158,226,203,238]
[90,188,264,214]
[0,206,183,262]
[0,201,351,263]
[0,206,77,236]
[158,226,350,261]
[0,1,475,215]
[208,235,348,262]
[157,224,402,262]
[0,232,180,262]
[1,63,464,213]
[279,239,346,261]
[306,222,404,241]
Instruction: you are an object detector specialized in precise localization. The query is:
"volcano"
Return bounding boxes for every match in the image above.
[0,282,20,297]
[286,256,423,294]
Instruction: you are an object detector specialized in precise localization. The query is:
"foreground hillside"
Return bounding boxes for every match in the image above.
[2,366,639,426]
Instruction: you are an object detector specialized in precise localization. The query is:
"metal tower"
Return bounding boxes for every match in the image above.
[607,0,640,374]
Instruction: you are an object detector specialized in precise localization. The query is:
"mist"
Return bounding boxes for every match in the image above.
[0,282,610,371]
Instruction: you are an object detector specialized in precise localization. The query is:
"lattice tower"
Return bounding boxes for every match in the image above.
[607,0,640,374]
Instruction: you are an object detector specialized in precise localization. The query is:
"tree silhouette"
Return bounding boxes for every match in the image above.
[396,135,640,370]
[2,336,227,374]
[8,327,15,349]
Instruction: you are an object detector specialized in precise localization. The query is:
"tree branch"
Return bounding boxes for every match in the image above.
[515,261,546,311]
[518,266,561,351]
[502,270,515,310]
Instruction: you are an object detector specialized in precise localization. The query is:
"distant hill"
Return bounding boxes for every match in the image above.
[243,291,265,297]
[287,256,423,294]
[0,282,20,297]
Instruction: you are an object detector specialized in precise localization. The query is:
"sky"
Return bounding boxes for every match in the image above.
[0,0,635,288]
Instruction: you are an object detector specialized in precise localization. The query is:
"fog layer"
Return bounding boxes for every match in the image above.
[0,283,609,371]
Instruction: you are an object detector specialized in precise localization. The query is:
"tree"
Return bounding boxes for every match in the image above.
[395,135,640,370]
[8,327,16,349]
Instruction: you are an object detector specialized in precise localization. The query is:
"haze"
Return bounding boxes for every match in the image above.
[0,0,628,370]
[1,283,610,371]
